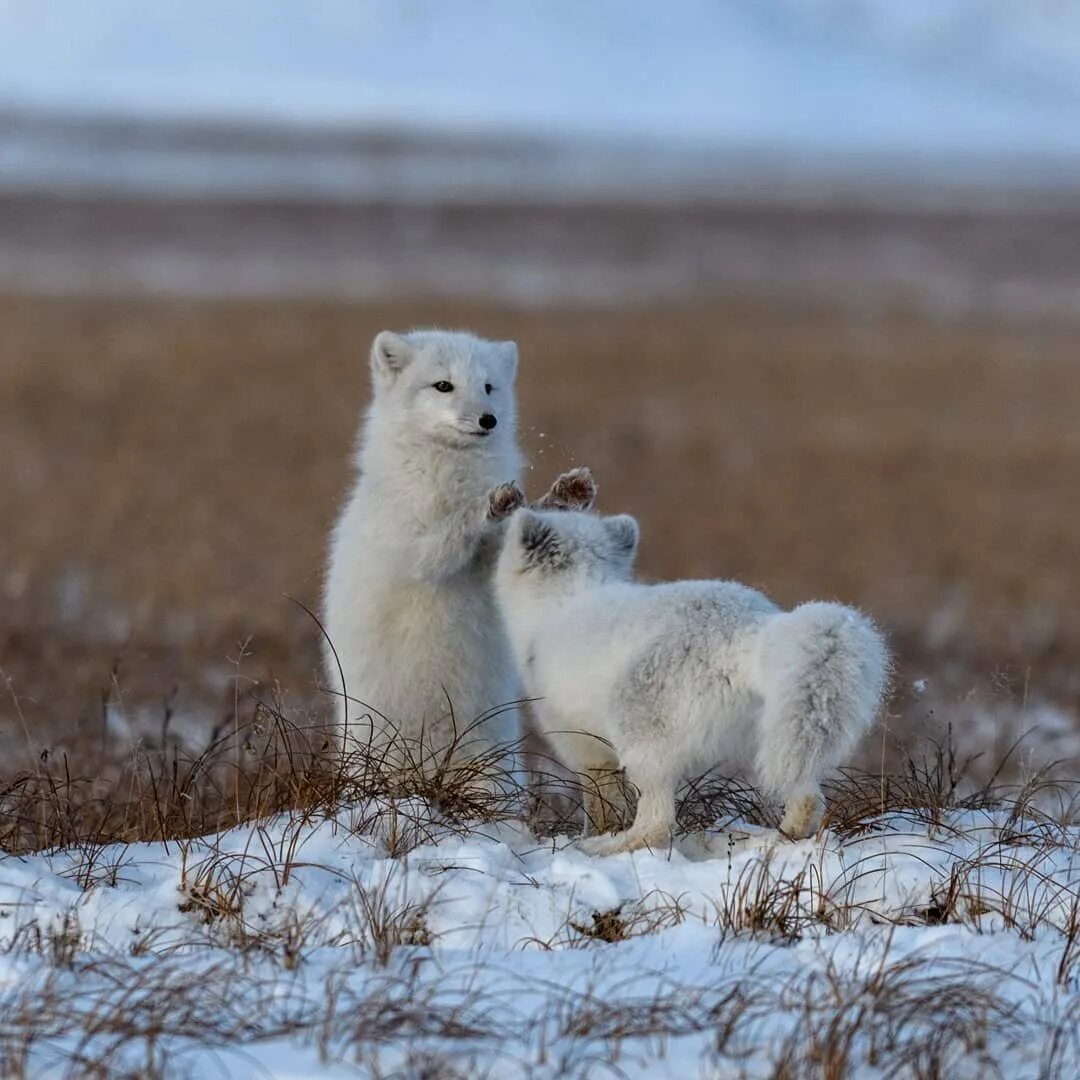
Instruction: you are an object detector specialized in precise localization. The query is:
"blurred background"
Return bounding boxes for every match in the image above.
[2,1,1079,778]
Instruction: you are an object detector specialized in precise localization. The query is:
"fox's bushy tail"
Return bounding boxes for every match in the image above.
[753,601,888,799]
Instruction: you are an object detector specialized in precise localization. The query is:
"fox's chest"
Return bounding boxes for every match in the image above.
[369,576,496,641]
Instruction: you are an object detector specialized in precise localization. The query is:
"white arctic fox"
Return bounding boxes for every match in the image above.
[323,328,595,773]
[495,509,888,853]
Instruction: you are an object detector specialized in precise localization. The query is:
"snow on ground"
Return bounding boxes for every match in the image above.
[3,793,1080,1076]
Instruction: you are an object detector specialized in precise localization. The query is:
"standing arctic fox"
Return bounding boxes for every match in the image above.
[324,329,595,774]
[495,509,888,853]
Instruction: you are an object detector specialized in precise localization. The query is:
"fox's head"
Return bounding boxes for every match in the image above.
[498,509,639,589]
[369,329,517,451]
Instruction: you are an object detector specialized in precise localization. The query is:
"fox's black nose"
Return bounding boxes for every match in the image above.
[479,413,497,431]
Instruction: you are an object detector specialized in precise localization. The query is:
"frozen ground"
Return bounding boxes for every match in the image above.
[4,785,1080,1077]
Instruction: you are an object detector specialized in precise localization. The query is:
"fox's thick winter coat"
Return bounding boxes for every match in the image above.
[323,329,527,766]
[495,509,889,851]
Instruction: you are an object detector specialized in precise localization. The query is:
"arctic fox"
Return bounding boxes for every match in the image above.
[495,509,888,853]
[323,328,595,775]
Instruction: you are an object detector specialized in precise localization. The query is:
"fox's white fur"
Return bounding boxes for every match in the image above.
[495,509,889,853]
[323,329,526,767]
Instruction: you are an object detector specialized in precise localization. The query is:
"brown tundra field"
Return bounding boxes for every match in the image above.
[1,195,1080,842]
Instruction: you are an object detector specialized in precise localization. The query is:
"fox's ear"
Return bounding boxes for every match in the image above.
[517,509,547,550]
[495,340,518,382]
[518,510,563,567]
[605,514,639,557]
[371,331,413,381]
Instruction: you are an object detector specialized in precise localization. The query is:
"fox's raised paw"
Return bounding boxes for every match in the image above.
[536,466,598,512]
[488,481,527,521]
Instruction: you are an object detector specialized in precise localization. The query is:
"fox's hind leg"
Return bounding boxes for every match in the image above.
[778,789,824,839]
[753,603,887,841]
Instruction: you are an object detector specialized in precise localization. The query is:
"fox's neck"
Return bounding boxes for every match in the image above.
[501,576,585,658]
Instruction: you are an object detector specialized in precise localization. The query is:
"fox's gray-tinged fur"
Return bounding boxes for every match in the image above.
[495,509,889,853]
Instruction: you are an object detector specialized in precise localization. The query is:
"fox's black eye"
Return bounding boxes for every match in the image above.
[485,383,493,394]
[433,380,454,393]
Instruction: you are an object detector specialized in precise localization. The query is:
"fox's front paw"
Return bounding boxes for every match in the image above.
[487,481,526,521]
[577,834,618,857]
[536,466,598,511]
[578,826,667,857]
